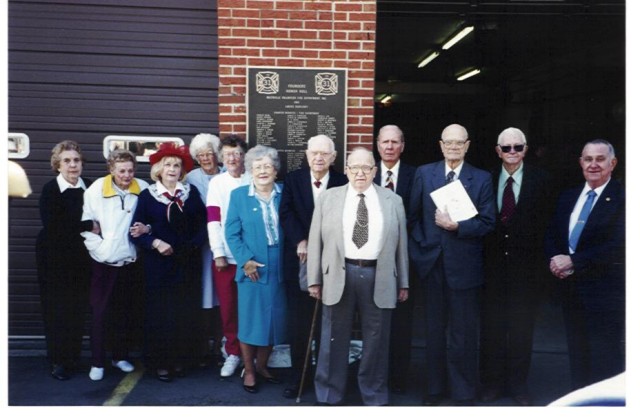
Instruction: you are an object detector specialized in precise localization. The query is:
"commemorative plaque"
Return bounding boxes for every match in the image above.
[247,67,347,178]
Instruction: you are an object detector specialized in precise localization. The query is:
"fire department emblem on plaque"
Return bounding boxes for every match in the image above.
[256,72,279,94]
[315,73,339,96]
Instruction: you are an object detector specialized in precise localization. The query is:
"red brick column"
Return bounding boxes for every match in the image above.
[217,0,377,151]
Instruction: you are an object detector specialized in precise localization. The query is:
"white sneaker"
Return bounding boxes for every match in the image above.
[220,354,241,377]
[112,360,135,373]
[89,366,104,381]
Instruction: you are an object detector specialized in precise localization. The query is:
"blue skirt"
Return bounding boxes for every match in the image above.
[237,246,287,346]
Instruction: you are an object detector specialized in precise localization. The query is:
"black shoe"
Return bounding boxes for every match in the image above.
[422,394,443,406]
[389,380,406,394]
[51,364,70,381]
[156,369,173,383]
[513,394,532,406]
[283,384,298,399]
[453,399,475,406]
[480,387,502,403]
[256,370,282,384]
[173,366,186,378]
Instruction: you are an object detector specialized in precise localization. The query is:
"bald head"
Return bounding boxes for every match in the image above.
[439,124,470,168]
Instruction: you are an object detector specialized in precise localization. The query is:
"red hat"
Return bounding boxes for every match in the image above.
[149,142,194,173]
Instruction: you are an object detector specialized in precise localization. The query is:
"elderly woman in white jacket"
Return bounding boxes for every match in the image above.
[81,149,149,381]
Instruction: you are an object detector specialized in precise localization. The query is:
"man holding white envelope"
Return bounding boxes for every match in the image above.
[408,123,495,406]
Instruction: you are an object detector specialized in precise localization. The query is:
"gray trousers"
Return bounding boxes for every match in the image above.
[314,264,392,405]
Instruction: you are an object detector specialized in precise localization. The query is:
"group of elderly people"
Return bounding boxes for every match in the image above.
[36,135,287,391]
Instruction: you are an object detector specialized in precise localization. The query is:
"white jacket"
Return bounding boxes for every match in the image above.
[81,175,149,266]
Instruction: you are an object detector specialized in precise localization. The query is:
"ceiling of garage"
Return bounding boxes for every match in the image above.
[374,0,626,103]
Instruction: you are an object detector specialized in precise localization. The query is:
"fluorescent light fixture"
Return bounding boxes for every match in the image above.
[442,26,474,50]
[418,51,440,68]
[381,94,392,104]
[456,68,481,81]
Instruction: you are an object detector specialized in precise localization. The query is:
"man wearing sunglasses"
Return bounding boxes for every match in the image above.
[479,127,554,406]
[408,123,495,406]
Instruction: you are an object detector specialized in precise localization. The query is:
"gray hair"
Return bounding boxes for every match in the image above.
[497,127,527,145]
[377,124,405,142]
[189,133,221,160]
[244,144,280,173]
[583,139,616,158]
[307,134,336,152]
[107,149,137,171]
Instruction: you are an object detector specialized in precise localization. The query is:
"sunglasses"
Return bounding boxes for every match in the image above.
[499,144,525,153]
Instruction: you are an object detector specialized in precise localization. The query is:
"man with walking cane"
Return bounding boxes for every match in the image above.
[307,147,409,406]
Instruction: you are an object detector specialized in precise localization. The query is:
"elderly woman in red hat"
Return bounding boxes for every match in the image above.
[130,142,207,382]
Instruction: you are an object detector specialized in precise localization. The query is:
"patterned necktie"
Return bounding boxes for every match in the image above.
[385,170,394,191]
[314,180,321,188]
[500,177,516,225]
[352,193,368,248]
[569,190,597,252]
[446,170,455,184]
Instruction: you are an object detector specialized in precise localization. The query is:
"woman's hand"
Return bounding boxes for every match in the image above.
[243,260,265,282]
[153,239,173,256]
[130,222,150,238]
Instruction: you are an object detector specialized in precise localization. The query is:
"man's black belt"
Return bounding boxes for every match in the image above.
[345,258,377,267]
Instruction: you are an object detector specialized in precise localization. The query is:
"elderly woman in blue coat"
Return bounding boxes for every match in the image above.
[225,145,287,394]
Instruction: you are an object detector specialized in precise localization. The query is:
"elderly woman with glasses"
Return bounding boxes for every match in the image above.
[130,142,207,382]
[225,145,287,394]
[186,133,224,367]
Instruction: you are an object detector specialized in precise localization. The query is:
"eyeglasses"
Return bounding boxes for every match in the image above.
[441,140,468,148]
[499,144,525,153]
[196,151,215,159]
[307,151,333,158]
[252,164,274,172]
[347,165,374,174]
[222,151,243,158]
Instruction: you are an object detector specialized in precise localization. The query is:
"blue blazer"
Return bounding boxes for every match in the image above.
[279,168,348,282]
[408,160,496,289]
[225,184,284,284]
[374,160,416,214]
[544,179,625,284]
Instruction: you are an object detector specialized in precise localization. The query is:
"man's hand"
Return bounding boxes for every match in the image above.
[549,254,575,279]
[397,288,409,303]
[215,256,228,272]
[435,208,459,231]
[309,284,322,300]
[297,239,308,263]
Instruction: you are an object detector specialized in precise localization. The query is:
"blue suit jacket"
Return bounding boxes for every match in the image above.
[225,184,284,284]
[374,160,416,214]
[279,168,348,282]
[544,179,625,285]
[408,160,496,289]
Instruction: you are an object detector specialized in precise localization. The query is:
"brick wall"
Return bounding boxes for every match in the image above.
[217,0,377,151]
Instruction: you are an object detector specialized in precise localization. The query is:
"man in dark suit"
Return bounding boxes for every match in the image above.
[373,124,416,394]
[307,147,409,406]
[479,127,553,406]
[545,139,624,391]
[408,123,495,406]
[279,134,348,399]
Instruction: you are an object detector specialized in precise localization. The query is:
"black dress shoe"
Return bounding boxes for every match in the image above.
[422,394,443,406]
[314,402,331,406]
[51,365,70,381]
[257,371,282,384]
[390,381,406,394]
[453,399,475,406]
[156,369,173,383]
[173,366,186,378]
[243,382,259,393]
[283,385,298,399]
[480,387,502,403]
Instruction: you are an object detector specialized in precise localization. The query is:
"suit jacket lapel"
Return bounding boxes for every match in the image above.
[431,161,447,191]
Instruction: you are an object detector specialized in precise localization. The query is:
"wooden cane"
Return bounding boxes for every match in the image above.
[296,298,321,403]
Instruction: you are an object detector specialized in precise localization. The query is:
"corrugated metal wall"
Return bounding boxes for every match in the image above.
[7,0,219,337]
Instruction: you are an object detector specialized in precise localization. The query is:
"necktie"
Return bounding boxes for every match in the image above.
[446,170,455,184]
[568,190,597,252]
[385,170,394,191]
[500,177,516,225]
[352,193,368,248]
[314,180,321,188]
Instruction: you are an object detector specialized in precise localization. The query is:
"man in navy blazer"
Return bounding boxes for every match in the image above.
[279,134,348,399]
[479,127,554,406]
[545,139,625,391]
[408,123,495,405]
[373,124,416,394]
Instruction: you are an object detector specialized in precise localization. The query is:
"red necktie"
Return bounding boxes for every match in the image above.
[500,177,516,225]
[314,180,321,188]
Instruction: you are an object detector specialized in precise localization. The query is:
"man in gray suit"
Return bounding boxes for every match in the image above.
[307,147,409,406]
